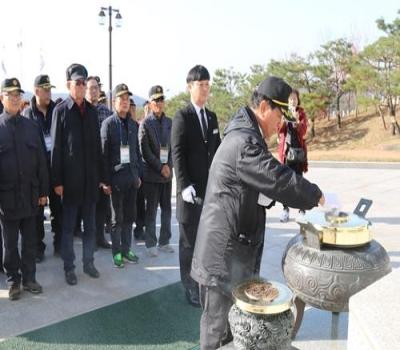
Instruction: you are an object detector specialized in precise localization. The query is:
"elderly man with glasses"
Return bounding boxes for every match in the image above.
[51,64,107,286]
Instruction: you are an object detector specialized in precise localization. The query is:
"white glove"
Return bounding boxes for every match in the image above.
[322,192,342,213]
[182,185,196,204]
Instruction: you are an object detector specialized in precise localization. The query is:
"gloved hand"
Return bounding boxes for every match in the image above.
[322,192,342,213]
[182,185,196,204]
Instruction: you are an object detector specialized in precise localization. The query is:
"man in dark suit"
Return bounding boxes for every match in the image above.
[171,65,221,306]
[51,64,106,286]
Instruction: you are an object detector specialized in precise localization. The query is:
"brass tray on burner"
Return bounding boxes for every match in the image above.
[232,278,293,315]
[297,210,372,247]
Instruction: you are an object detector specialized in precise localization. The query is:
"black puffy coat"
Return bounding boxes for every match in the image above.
[191,106,322,293]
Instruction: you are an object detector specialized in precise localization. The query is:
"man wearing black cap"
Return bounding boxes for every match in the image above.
[171,65,221,307]
[101,84,142,267]
[0,78,48,300]
[23,74,60,261]
[85,75,113,250]
[190,76,326,348]
[138,85,173,257]
[51,63,106,285]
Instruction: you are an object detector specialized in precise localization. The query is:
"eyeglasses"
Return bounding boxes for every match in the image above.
[153,97,164,103]
[3,92,22,99]
[73,80,87,87]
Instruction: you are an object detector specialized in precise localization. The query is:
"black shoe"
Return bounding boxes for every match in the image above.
[65,270,77,285]
[23,280,43,294]
[35,251,45,263]
[9,283,21,301]
[83,263,100,278]
[185,287,201,307]
[97,239,111,249]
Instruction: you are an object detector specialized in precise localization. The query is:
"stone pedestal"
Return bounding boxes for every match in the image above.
[348,269,400,350]
[228,304,294,350]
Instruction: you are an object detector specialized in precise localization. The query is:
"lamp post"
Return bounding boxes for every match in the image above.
[98,6,122,109]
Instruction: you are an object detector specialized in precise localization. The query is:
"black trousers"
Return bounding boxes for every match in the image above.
[199,285,233,350]
[1,216,37,284]
[35,186,62,255]
[134,185,145,235]
[0,225,3,272]
[49,187,63,250]
[95,189,111,244]
[110,185,137,255]
[179,222,199,290]
[143,181,172,248]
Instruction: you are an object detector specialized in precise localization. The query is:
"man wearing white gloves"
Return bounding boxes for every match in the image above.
[171,65,221,307]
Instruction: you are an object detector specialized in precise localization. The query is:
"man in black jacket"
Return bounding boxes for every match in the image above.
[51,64,106,286]
[101,84,141,267]
[190,76,326,349]
[0,78,48,300]
[138,86,173,257]
[23,74,60,260]
[171,65,221,307]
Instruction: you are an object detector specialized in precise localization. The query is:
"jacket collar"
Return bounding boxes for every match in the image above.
[224,106,263,140]
[66,96,86,110]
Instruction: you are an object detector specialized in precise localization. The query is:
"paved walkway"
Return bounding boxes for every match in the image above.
[1,163,399,350]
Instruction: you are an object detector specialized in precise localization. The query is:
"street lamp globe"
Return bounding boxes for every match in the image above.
[115,12,122,28]
[98,10,106,25]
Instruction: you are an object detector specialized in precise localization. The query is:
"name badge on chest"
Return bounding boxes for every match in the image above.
[160,146,169,164]
[120,145,130,164]
[44,135,52,152]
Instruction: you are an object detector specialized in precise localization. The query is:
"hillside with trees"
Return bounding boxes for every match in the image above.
[164,10,400,161]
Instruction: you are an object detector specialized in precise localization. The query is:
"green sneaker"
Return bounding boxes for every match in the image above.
[113,253,124,268]
[123,250,139,264]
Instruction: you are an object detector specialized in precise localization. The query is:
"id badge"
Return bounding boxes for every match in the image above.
[160,146,169,164]
[44,135,52,152]
[120,145,130,164]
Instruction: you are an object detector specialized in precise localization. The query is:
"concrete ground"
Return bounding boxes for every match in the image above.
[1,162,399,350]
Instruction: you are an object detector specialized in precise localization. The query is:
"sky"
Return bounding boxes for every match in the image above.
[0,0,399,100]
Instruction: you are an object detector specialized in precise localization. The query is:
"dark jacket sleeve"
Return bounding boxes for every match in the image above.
[236,137,322,210]
[139,121,163,173]
[212,112,222,151]
[171,110,190,190]
[50,106,63,188]
[35,126,49,197]
[94,113,106,185]
[100,118,111,185]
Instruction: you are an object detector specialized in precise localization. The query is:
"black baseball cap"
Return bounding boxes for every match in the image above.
[34,74,55,89]
[257,76,293,120]
[149,85,164,101]
[113,83,132,98]
[66,63,88,81]
[1,78,24,93]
